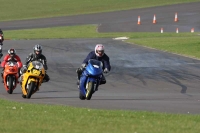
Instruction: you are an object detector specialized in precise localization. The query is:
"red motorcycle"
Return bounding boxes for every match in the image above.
[2,61,19,94]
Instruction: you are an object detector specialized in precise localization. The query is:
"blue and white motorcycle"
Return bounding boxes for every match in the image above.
[78,59,103,100]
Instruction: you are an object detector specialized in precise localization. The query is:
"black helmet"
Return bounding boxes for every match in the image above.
[33,44,42,58]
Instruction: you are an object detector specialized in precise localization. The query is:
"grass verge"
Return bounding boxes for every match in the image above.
[128,36,200,59]
[0,0,200,21]
[0,99,200,133]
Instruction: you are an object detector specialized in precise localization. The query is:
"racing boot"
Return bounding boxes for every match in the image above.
[99,75,106,85]
[22,94,26,98]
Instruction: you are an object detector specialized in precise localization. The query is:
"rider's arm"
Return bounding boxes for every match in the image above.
[83,51,94,64]
[25,53,33,66]
[15,55,23,68]
[103,54,111,71]
[1,55,9,67]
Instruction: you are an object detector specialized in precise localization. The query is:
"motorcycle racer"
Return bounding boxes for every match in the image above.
[1,49,23,82]
[20,44,50,83]
[76,44,111,87]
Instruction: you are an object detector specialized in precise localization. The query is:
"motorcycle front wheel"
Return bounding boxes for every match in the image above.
[8,76,14,94]
[86,82,94,100]
[26,81,36,99]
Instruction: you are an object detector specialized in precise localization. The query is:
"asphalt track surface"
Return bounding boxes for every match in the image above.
[0,2,200,114]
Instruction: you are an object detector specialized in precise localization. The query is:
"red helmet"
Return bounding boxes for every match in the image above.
[95,44,104,57]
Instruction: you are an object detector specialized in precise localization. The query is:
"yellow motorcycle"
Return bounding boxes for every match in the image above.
[21,61,45,99]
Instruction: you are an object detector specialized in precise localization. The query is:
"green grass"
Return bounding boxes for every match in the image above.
[4,25,200,59]
[128,36,200,59]
[4,25,198,39]
[0,0,200,21]
[0,99,200,133]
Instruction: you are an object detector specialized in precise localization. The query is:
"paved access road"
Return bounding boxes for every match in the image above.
[0,2,200,114]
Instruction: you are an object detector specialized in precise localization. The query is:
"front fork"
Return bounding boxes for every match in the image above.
[25,78,38,90]
[6,75,16,87]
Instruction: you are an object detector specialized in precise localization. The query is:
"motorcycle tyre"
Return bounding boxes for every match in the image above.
[86,82,94,100]
[26,81,36,99]
[7,76,14,94]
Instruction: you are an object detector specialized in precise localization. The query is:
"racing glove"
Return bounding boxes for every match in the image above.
[103,68,109,74]
[81,63,86,68]
[76,63,86,73]
[80,63,86,71]
[20,65,27,74]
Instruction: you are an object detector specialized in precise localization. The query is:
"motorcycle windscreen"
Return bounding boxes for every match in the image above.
[7,61,17,67]
[32,61,44,70]
[85,59,103,76]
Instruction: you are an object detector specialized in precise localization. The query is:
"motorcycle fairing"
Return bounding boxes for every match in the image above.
[79,59,103,97]
[21,61,45,96]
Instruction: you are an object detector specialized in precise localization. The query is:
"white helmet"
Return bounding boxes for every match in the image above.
[95,44,104,57]
[8,48,16,57]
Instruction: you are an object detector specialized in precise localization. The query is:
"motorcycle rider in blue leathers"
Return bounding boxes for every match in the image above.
[76,44,111,87]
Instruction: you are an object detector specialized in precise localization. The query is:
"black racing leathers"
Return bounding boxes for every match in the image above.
[83,51,111,71]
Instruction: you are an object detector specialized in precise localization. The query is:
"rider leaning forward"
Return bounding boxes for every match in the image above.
[1,49,23,83]
[19,44,50,83]
[76,44,111,87]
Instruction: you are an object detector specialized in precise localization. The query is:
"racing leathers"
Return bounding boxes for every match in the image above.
[77,51,111,85]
